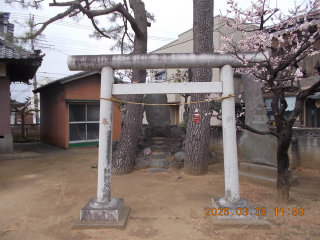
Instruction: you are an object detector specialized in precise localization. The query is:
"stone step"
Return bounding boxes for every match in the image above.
[151,152,166,159]
[151,145,167,152]
[146,168,171,173]
[135,158,150,169]
[153,140,165,146]
[151,137,166,141]
[149,159,169,169]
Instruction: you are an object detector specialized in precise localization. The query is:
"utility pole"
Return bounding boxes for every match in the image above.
[30,14,39,124]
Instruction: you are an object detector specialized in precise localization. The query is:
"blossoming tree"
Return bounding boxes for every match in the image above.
[219,0,320,201]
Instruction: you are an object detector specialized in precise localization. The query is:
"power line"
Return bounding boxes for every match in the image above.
[155,38,193,51]
[12,87,31,99]
[42,36,113,48]
[38,37,115,53]
[10,13,176,41]
[10,83,17,91]
[44,47,111,55]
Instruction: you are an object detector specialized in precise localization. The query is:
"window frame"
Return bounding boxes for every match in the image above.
[264,96,299,122]
[68,103,100,143]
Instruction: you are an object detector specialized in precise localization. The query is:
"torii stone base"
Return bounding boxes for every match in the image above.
[71,198,131,229]
[208,197,271,229]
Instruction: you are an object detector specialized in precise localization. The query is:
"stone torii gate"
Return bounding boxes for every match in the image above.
[68,53,269,229]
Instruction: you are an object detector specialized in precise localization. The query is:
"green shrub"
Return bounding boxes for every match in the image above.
[178,118,188,132]
[13,137,40,143]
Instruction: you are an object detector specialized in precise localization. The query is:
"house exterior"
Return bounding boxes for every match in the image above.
[263,15,320,128]
[149,15,320,128]
[0,12,44,153]
[263,74,320,128]
[33,71,122,148]
[148,16,246,125]
[29,77,54,124]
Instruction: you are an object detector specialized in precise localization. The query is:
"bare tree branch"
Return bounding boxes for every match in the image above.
[90,18,111,38]
[49,0,75,6]
[236,120,279,138]
[26,4,78,39]
[5,0,44,9]
[76,2,143,38]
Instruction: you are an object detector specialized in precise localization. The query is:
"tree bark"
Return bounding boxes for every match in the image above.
[112,0,148,175]
[276,132,291,202]
[184,0,213,175]
[272,88,295,202]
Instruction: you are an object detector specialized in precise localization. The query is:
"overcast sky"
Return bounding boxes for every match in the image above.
[1,0,305,102]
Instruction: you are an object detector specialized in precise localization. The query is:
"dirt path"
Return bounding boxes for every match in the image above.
[0,150,320,240]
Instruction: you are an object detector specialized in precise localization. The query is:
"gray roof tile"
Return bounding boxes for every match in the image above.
[0,36,43,60]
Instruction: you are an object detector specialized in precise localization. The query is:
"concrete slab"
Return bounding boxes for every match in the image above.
[71,205,131,230]
[212,197,258,220]
[207,203,271,230]
[0,134,13,154]
[239,163,298,186]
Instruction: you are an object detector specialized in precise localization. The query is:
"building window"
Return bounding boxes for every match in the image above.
[264,96,297,121]
[69,104,100,143]
[306,101,320,127]
[155,70,166,83]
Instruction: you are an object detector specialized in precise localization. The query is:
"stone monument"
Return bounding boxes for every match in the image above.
[239,103,277,166]
[143,94,171,126]
[238,75,298,186]
[143,94,171,138]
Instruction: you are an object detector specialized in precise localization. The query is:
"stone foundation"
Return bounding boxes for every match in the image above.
[239,163,298,186]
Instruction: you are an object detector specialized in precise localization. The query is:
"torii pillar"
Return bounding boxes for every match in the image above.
[68,53,270,229]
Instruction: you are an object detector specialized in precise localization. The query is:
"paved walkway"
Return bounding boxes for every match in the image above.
[0,142,97,160]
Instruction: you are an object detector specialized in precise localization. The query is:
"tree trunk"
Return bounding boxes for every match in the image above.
[276,129,292,202]
[184,0,213,175]
[112,0,148,175]
[272,88,294,202]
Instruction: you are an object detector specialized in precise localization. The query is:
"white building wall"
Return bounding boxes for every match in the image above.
[148,16,245,125]
[29,78,53,124]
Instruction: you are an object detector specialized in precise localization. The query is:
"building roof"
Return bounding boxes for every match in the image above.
[0,12,45,83]
[0,36,44,60]
[33,71,100,93]
[0,36,44,82]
